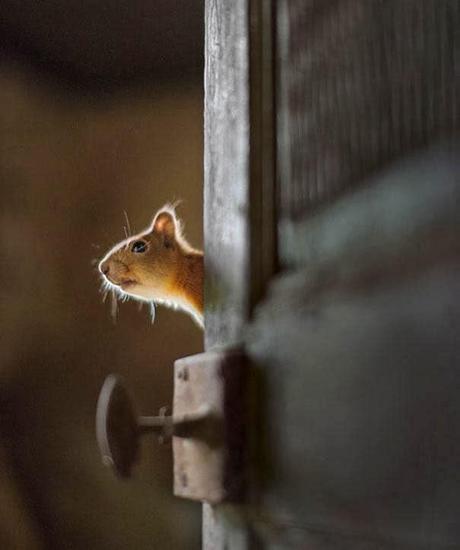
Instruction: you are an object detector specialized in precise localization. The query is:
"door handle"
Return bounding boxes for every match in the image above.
[95,350,247,504]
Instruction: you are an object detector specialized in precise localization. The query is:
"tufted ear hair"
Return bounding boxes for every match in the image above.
[151,208,177,245]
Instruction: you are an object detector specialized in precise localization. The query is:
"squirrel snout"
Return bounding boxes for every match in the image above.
[99,260,110,276]
[99,258,130,285]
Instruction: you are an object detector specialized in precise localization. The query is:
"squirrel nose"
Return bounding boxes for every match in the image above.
[99,259,129,283]
[99,260,110,276]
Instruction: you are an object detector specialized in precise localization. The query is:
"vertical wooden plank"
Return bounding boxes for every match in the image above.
[203,0,276,544]
[203,0,251,548]
[204,0,251,351]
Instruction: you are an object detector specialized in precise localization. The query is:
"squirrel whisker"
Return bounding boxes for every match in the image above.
[110,289,119,321]
[123,210,132,237]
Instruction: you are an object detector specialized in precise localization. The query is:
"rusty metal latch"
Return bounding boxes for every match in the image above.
[95,350,247,504]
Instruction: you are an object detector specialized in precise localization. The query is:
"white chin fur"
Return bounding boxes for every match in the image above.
[120,286,152,302]
[101,276,203,327]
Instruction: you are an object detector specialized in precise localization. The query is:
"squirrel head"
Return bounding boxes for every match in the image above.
[99,206,202,310]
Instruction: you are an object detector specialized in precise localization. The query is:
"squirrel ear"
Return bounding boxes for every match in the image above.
[151,210,176,243]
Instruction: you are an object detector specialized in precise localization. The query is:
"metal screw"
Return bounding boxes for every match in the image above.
[178,367,189,381]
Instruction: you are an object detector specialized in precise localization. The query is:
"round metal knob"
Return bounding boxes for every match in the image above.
[95,374,213,478]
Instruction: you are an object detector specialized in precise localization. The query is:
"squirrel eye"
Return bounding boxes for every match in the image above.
[131,240,147,253]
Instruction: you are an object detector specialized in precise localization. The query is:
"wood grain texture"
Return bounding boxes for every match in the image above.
[204,1,460,548]
[277,0,459,224]
[204,0,250,351]
[203,0,252,548]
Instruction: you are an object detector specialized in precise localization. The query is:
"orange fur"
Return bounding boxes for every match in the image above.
[99,205,203,327]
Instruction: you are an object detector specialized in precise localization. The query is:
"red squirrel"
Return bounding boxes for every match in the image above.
[98,206,203,327]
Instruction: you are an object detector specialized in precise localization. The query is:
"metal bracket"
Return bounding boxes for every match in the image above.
[173,349,247,504]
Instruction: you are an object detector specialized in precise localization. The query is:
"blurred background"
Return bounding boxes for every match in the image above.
[0,1,203,548]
